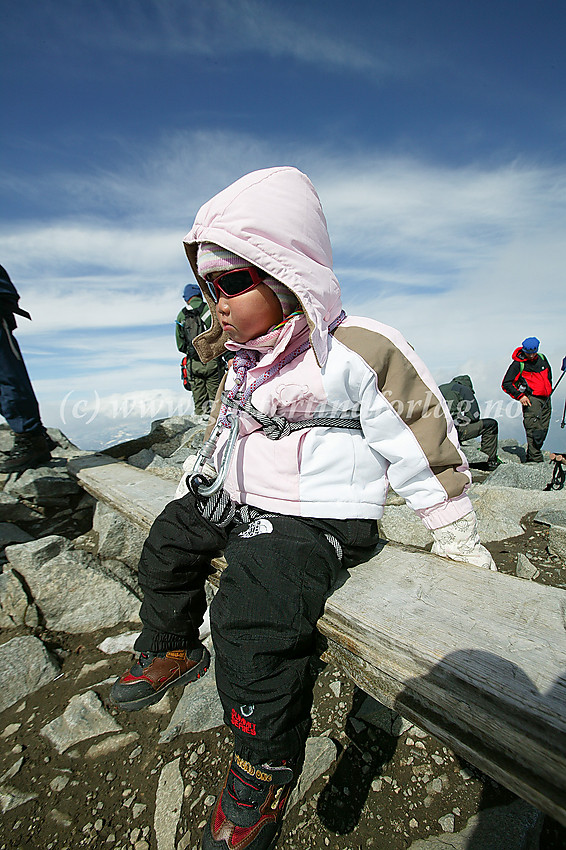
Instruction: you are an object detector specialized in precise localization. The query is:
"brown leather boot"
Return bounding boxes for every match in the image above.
[110,645,210,711]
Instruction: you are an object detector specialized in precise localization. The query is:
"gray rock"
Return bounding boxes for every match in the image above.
[549,526,566,562]
[534,508,566,528]
[98,631,140,655]
[469,484,565,541]
[288,736,337,811]
[483,461,555,490]
[159,654,223,743]
[3,466,82,507]
[127,449,155,469]
[459,443,488,464]
[516,554,539,580]
[0,569,39,628]
[0,784,38,814]
[499,441,526,465]
[40,690,122,754]
[98,558,142,599]
[0,522,34,549]
[85,732,139,759]
[406,798,543,849]
[0,636,60,712]
[154,758,183,850]
[103,415,201,460]
[379,505,433,547]
[93,502,147,569]
[353,695,412,737]
[5,535,140,632]
[146,454,185,480]
[0,492,42,524]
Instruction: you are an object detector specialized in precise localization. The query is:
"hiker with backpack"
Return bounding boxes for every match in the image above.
[501,337,552,463]
[438,375,501,470]
[111,167,495,850]
[176,283,225,416]
[0,264,54,474]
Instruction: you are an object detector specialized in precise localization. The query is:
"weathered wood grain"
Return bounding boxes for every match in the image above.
[69,456,566,824]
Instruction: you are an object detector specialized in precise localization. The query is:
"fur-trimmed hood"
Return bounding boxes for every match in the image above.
[183,166,342,367]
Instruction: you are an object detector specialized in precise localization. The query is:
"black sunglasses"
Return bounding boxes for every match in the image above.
[204,267,265,303]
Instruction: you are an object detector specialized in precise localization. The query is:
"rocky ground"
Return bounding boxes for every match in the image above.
[1,422,565,849]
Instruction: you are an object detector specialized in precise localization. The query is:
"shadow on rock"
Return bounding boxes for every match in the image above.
[316,686,398,834]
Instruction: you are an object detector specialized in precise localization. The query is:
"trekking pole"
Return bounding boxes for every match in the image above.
[561,396,566,429]
[551,355,566,395]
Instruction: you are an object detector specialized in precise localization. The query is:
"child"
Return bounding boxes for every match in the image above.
[111,166,495,850]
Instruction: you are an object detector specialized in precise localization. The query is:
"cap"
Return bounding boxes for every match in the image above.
[183,284,201,302]
[521,337,540,353]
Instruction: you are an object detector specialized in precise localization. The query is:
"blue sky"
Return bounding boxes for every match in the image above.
[1,0,565,450]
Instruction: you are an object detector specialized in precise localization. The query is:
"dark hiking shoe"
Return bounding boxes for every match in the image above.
[201,752,299,850]
[486,457,502,471]
[110,645,210,711]
[0,431,52,474]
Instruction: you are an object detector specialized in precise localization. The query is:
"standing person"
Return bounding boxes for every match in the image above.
[502,337,552,463]
[438,375,501,470]
[0,264,53,474]
[176,283,224,417]
[111,167,495,850]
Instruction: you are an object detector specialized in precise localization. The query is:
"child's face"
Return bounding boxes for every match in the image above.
[213,277,283,344]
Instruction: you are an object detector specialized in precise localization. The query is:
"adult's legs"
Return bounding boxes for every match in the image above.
[524,397,551,462]
[0,322,44,434]
[457,418,498,462]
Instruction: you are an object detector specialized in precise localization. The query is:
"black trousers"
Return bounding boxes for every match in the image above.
[523,396,551,462]
[135,491,379,762]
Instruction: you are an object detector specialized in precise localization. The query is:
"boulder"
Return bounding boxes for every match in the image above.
[92,501,147,569]
[4,535,140,632]
[469,484,565,541]
[0,522,34,549]
[483,462,555,490]
[379,505,432,548]
[0,569,39,628]
[0,492,42,524]
[40,690,122,754]
[0,636,60,712]
[3,466,82,507]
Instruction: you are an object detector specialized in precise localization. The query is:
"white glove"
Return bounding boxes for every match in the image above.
[431,511,497,571]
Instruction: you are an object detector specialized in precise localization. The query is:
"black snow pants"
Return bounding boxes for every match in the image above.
[134,490,379,763]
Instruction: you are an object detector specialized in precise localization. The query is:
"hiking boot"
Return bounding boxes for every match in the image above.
[486,457,502,471]
[0,431,52,474]
[201,751,299,850]
[110,645,210,711]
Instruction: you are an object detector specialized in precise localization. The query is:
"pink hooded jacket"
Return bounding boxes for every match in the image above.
[183,167,472,529]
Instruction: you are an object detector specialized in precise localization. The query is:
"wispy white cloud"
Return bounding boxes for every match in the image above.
[7,0,416,79]
[2,129,564,448]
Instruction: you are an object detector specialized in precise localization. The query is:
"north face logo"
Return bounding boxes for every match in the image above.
[238,518,273,539]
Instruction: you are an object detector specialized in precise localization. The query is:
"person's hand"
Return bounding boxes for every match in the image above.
[431,512,497,571]
[520,396,531,407]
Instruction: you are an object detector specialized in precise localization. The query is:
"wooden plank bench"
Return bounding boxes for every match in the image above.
[69,454,566,825]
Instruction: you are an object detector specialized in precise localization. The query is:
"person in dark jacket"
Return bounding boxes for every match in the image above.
[0,264,53,473]
[176,283,224,416]
[438,375,500,470]
[501,337,552,463]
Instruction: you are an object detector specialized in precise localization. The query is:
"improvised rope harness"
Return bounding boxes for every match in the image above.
[220,392,361,441]
[189,310,361,499]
